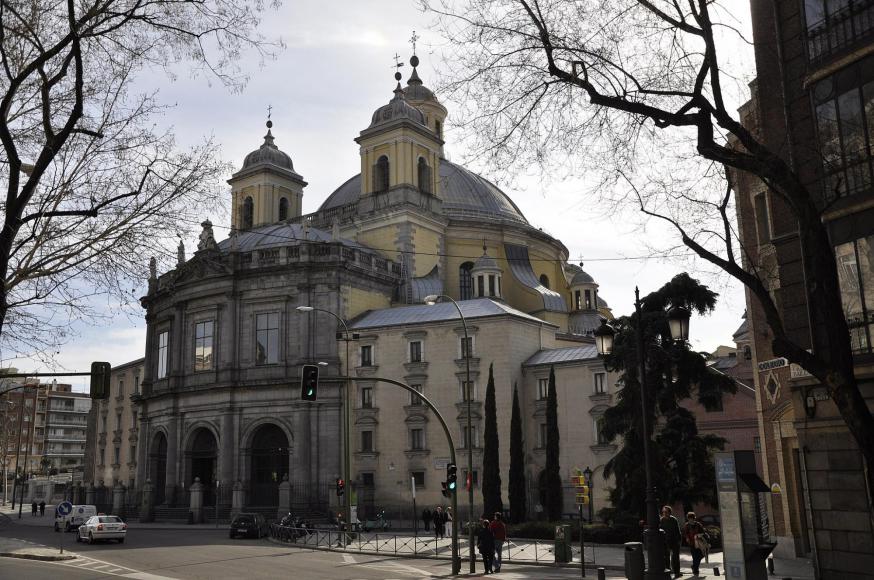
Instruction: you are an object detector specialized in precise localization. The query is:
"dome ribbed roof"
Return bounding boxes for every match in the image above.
[242,127,294,171]
[571,269,595,285]
[369,85,426,129]
[405,67,436,102]
[473,251,500,271]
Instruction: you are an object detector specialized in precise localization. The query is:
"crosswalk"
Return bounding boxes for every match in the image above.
[57,555,177,579]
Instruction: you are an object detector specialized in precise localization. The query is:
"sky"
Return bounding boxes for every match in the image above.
[8,1,755,392]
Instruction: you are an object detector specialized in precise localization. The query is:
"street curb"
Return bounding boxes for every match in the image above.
[0,552,78,561]
[265,536,625,572]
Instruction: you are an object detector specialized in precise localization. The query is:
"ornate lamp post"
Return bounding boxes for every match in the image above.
[296,306,358,540]
[593,289,690,580]
[424,294,474,574]
[583,466,594,522]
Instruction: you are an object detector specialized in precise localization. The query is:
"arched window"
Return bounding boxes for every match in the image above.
[459,262,474,300]
[278,197,288,221]
[417,157,432,194]
[435,120,442,139]
[373,155,390,192]
[242,196,254,230]
[539,274,550,289]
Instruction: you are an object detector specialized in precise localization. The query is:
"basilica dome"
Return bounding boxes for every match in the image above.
[319,159,529,225]
[241,122,295,172]
[369,85,426,129]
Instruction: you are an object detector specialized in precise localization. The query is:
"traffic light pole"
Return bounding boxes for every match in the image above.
[336,375,461,575]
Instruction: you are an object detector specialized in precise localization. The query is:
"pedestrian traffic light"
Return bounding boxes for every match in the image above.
[441,481,449,498]
[90,362,111,400]
[300,364,319,401]
[336,478,345,497]
[446,463,457,493]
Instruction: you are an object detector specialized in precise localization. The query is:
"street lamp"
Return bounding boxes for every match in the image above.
[423,293,473,574]
[593,288,690,580]
[583,466,594,523]
[296,306,358,541]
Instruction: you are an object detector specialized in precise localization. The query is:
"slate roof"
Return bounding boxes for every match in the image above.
[523,344,600,366]
[349,298,549,330]
[504,243,567,312]
[216,222,362,253]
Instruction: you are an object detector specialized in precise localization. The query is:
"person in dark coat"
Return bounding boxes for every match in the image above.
[476,519,496,574]
[432,506,446,539]
[660,506,681,578]
[31,501,37,516]
[39,501,46,516]
[422,508,432,532]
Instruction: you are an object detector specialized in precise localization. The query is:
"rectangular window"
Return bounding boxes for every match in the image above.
[539,423,547,448]
[409,341,422,363]
[131,410,138,427]
[754,193,771,244]
[574,290,581,310]
[596,417,609,445]
[836,236,874,353]
[488,275,496,296]
[255,313,279,365]
[195,320,215,371]
[460,336,473,359]
[477,276,485,297]
[360,345,373,367]
[537,378,549,400]
[410,384,424,406]
[360,472,375,487]
[461,381,476,402]
[361,386,373,409]
[361,430,373,453]
[410,428,424,450]
[594,373,606,394]
[462,425,479,449]
[101,415,107,433]
[157,331,169,379]
[754,437,762,453]
[585,289,592,309]
[134,375,140,394]
[116,412,122,430]
[99,447,105,466]
[804,0,874,62]
[117,380,124,399]
[113,446,120,465]
[411,470,426,488]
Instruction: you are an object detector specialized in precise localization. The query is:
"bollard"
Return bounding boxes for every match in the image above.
[597,567,606,580]
[714,566,720,576]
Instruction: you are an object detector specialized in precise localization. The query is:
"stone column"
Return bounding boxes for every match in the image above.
[231,480,244,520]
[220,410,235,492]
[277,474,291,519]
[165,415,179,506]
[85,482,95,506]
[140,479,154,522]
[112,483,125,515]
[189,477,204,524]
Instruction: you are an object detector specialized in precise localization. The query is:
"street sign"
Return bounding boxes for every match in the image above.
[57,501,72,516]
[757,357,788,372]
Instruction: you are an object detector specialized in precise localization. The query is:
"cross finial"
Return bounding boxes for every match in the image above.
[409,30,419,55]
[392,53,404,71]
[267,104,272,119]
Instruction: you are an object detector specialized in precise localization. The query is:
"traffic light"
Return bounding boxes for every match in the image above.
[300,364,319,401]
[336,478,345,497]
[90,362,111,400]
[446,463,457,493]
[441,481,449,498]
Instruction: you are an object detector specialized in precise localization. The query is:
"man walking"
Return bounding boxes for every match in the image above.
[682,511,707,576]
[489,512,507,572]
[660,506,681,577]
[31,500,37,516]
[432,506,445,539]
[422,508,432,532]
[39,500,46,516]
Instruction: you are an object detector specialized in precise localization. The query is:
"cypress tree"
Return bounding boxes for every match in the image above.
[482,363,503,517]
[545,365,563,521]
[508,383,526,523]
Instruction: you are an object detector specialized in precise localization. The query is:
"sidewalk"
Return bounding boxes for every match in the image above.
[0,513,77,561]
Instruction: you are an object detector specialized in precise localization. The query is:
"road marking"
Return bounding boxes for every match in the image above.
[55,555,177,579]
[342,553,357,564]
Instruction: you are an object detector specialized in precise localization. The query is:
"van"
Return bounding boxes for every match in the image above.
[54,505,97,532]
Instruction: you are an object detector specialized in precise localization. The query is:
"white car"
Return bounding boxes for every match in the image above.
[55,504,97,532]
[76,515,127,544]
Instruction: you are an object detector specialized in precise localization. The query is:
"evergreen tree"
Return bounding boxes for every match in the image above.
[545,365,563,521]
[508,383,527,523]
[602,273,736,518]
[482,363,503,516]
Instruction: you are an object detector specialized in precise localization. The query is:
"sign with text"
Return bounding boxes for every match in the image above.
[757,358,788,372]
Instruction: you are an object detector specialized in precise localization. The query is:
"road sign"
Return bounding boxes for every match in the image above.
[757,357,788,372]
[57,501,72,516]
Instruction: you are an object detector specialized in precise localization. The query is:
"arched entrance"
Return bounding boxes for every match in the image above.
[249,424,289,506]
[149,432,167,505]
[188,428,217,504]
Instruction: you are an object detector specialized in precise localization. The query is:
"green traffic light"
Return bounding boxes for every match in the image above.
[448,482,456,490]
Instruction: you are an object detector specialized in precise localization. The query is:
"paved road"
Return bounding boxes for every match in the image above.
[0,521,622,579]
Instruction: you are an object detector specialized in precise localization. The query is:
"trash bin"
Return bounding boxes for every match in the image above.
[554,524,572,563]
[624,541,645,580]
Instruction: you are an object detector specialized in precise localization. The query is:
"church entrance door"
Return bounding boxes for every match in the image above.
[189,428,217,505]
[250,424,289,506]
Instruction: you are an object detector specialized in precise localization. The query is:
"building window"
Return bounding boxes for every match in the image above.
[754,192,771,244]
[255,312,280,365]
[754,437,762,453]
[462,469,479,489]
[113,446,120,466]
[488,275,496,296]
[131,410,138,427]
[116,412,122,430]
[539,274,550,289]
[101,415,108,433]
[409,341,423,363]
[279,197,289,221]
[360,472,375,487]
[813,55,874,201]
[594,373,606,394]
[537,378,549,401]
[460,381,476,402]
[460,336,474,359]
[117,380,124,399]
[583,289,591,309]
[134,375,140,394]
[435,119,442,139]
[574,290,582,310]
[417,157,432,194]
[194,320,214,371]
[477,275,485,297]
[804,0,874,62]
[242,196,254,229]
[129,445,136,463]
[836,236,874,353]
[99,447,105,466]
[157,331,169,379]
[410,428,425,450]
[361,430,374,453]
[538,423,547,448]
[411,470,426,488]
[410,384,424,406]
[374,155,390,192]
[459,262,474,300]
[361,386,373,409]
[462,425,479,449]
[360,345,373,367]
[596,417,609,445]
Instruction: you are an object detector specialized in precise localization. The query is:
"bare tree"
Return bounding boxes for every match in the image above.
[424,0,874,490]
[0,0,280,361]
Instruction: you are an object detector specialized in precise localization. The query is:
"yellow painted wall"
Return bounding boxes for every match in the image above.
[344,286,391,319]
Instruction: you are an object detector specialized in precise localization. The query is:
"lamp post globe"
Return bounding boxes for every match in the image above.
[667,306,690,342]
[593,320,616,356]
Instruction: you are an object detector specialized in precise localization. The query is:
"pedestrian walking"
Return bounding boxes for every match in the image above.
[432,506,445,539]
[489,512,507,572]
[660,506,681,578]
[682,511,708,576]
[422,508,432,532]
[31,501,37,516]
[39,501,46,516]
[476,518,496,574]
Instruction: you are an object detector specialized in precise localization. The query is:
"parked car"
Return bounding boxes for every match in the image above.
[55,505,97,532]
[229,513,267,539]
[76,515,127,544]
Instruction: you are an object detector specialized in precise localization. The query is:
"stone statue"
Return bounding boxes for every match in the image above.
[177,239,186,266]
[149,257,157,280]
[198,220,217,251]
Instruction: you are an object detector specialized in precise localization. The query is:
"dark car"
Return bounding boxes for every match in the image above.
[229,513,267,539]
